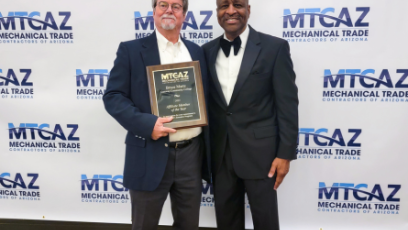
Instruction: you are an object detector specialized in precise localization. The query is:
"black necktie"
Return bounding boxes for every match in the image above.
[220,36,242,57]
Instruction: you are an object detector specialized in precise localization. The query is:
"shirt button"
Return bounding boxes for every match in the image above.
[165,143,168,147]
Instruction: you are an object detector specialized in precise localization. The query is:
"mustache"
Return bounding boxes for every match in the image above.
[161,14,176,20]
[223,14,241,20]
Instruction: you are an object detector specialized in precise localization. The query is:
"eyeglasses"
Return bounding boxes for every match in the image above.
[156,1,183,13]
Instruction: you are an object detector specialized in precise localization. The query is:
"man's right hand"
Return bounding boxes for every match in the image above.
[151,117,177,140]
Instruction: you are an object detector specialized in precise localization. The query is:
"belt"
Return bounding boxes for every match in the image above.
[168,138,195,149]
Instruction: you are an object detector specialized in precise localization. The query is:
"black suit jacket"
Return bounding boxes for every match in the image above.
[202,26,298,179]
[103,32,211,191]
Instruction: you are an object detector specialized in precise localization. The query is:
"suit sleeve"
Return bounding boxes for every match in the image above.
[272,41,299,160]
[103,42,158,138]
[198,48,209,105]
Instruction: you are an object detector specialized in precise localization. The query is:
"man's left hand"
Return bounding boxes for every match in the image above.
[268,158,290,190]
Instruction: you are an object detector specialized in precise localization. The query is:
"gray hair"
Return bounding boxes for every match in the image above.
[152,0,189,13]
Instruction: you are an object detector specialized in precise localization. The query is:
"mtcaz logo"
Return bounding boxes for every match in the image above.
[76,69,109,100]
[0,68,33,99]
[282,7,370,43]
[318,182,401,214]
[8,123,80,153]
[322,69,408,103]
[0,11,73,44]
[0,173,40,201]
[134,11,213,44]
[297,128,362,160]
[81,174,129,204]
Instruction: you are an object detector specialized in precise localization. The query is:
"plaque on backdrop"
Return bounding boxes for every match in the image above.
[146,61,208,129]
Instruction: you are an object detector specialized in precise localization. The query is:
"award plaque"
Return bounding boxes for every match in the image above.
[146,61,208,129]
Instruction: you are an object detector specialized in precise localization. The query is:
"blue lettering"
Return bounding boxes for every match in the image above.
[319,182,339,200]
[200,11,213,29]
[396,69,408,88]
[183,12,198,30]
[81,175,99,191]
[134,12,154,30]
[76,69,95,87]
[283,9,305,28]
[8,123,27,140]
[0,12,16,30]
[324,69,345,88]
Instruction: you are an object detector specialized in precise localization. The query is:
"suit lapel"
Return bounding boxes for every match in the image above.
[229,27,261,106]
[208,38,228,107]
[141,31,161,67]
[182,37,200,61]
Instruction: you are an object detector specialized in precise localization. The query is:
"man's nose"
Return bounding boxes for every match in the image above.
[165,5,174,14]
[226,4,237,15]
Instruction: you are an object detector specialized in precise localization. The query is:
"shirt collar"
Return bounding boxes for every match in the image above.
[223,25,250,49]
[156,29,182,52]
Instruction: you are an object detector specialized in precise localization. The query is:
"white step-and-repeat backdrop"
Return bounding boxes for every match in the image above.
[1,0,407,229]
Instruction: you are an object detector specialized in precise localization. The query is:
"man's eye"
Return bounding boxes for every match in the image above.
[234,4,242,8]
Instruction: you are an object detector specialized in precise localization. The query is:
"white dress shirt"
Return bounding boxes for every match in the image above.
[155,30,202,142]
[215,26,250,104]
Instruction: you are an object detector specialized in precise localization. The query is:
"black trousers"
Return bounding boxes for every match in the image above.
[213,141,279,230]
[129,137,203,230]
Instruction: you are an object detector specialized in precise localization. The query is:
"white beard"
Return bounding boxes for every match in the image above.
[160,14,176,30]
[161,22,176,30]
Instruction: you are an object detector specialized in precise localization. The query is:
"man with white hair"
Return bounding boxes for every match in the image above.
[103,0,211,229]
